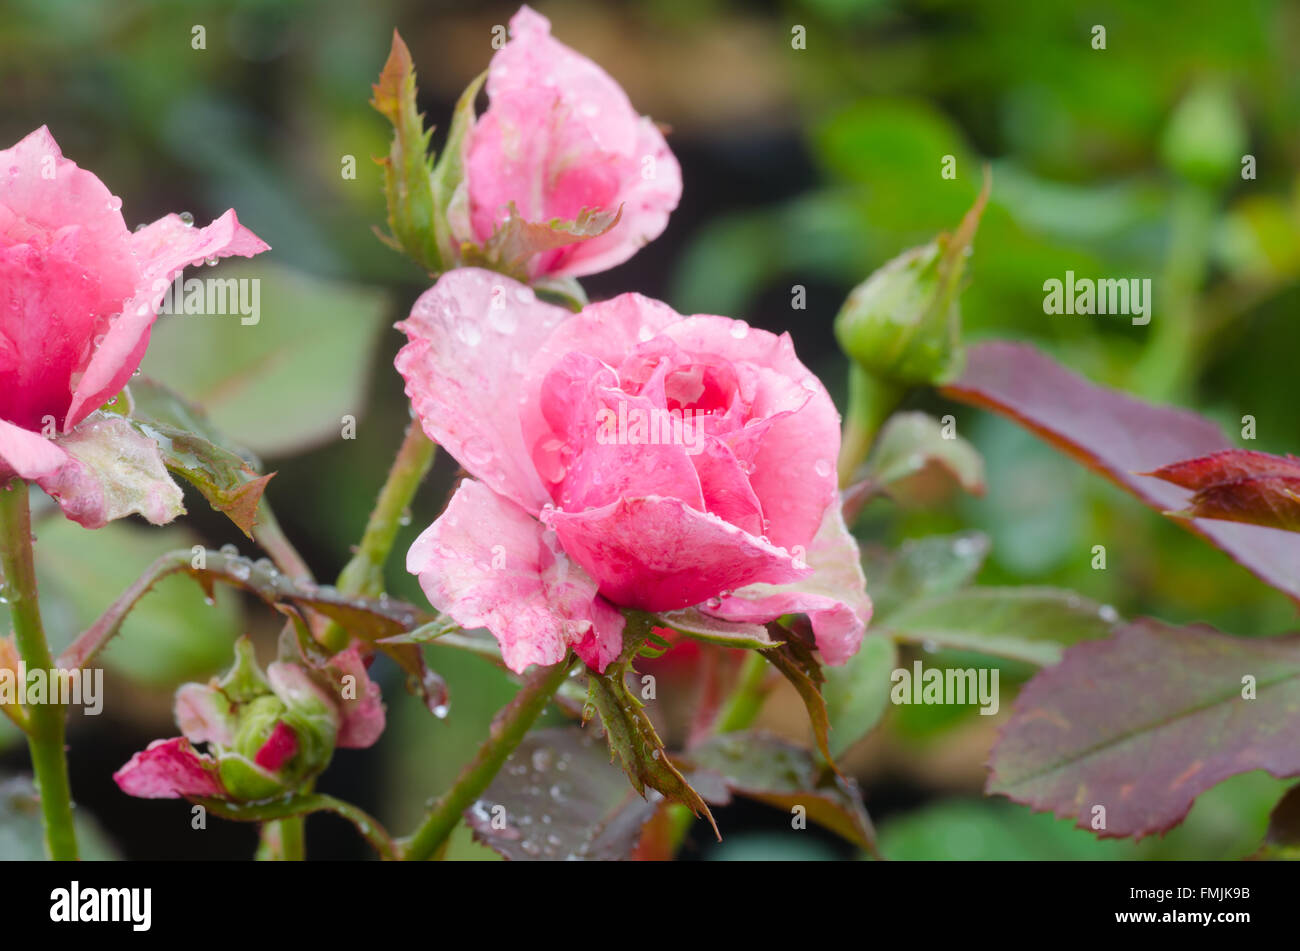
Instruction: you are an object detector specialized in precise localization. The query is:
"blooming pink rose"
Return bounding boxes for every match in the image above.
[0,126,269,527]
[453,6,681,279]
[398,269,871,675]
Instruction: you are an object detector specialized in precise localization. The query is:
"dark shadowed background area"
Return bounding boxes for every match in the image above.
[2,0,1299,859]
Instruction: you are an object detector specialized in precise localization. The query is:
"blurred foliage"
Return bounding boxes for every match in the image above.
[2,0,1298,859]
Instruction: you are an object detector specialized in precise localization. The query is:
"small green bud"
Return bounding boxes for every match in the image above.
[218,635,271,703]
[1161,81,1246,187]
[835,179,988,387]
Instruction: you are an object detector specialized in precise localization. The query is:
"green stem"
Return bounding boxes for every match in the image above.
[714,651,771,734]
[1133,184,1215,403]
[209,792,395,860]
[400,655,574,861]
[321,422,437,651]
[837,363,902,488]
[0,481,77,860]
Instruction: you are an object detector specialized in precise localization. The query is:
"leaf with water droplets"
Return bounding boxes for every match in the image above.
[468,727,661,860]
[684,731,877,854]
[879,587,1120,666]
[462,202,621,281]
[127,376,272,538]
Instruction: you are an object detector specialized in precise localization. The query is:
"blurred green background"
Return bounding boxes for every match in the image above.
[2,0,1299,859]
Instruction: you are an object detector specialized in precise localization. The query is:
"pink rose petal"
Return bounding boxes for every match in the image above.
[113,737,225,800]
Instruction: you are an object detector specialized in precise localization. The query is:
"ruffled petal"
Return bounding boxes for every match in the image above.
[407,479,622,673]
[704,501,871,666]
[113,737,225,800]
[396,269,572,513]
[544,494,810,612]
[64,210,269,429]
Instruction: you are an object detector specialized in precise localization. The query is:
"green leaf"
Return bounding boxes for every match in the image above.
[823,634,897,758]
[653,608,779,650]
[0,776,118,860]
[468,727,662,860]
[140,261,389,456]
[128,377,272,537]
[370,30,442,273]
[759,624,845,778]
[864,410,985,506]
[880,587,1120,666]
[430,70,485,267]
[861,531,990,623]
[585,623,716,835]
[685,731,877,854]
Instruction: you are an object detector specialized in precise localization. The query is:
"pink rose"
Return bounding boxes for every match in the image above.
[454,6,681,279]
[398,269,871,675]
[0,126,269,527]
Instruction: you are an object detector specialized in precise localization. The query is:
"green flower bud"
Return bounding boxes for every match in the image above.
[1161,81,1246,187]
[218,635,271,704]
[835,181,988,387]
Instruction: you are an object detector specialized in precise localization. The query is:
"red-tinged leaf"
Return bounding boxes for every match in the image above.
[685,731,878,854]
[462,203,621,280]
[942,342,1300,603]
[468,727,662,861]
[1145,450,1300,533]
[988,618,1300,840]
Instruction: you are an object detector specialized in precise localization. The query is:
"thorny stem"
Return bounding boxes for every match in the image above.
[0,481,77,860]
[400,656,575,860]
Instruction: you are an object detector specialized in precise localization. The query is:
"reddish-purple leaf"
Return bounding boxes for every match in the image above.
[1145,450,1300,533]
[988,618,1300,840]
[942,342,1300,603]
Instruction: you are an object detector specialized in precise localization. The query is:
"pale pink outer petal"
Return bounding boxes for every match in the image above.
[0,416,75,483]
[395,269,572,514]
[175,682,235,746]
[40,413,184,528]
[661,317,841,551]
[407,479,623,674]
[327,646,386,749]
[544,495,811,613]
[549,117,681,279]
[64,210,270,429]
[704,501,871,666]
[113,737,225,799]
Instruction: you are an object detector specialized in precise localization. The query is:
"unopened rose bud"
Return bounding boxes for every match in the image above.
[835,179,988,387]
[1161,81,1246,187]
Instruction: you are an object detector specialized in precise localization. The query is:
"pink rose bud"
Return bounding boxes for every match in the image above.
[0,127,269,527]
[397,269,871,675]
[456,6,681,279]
